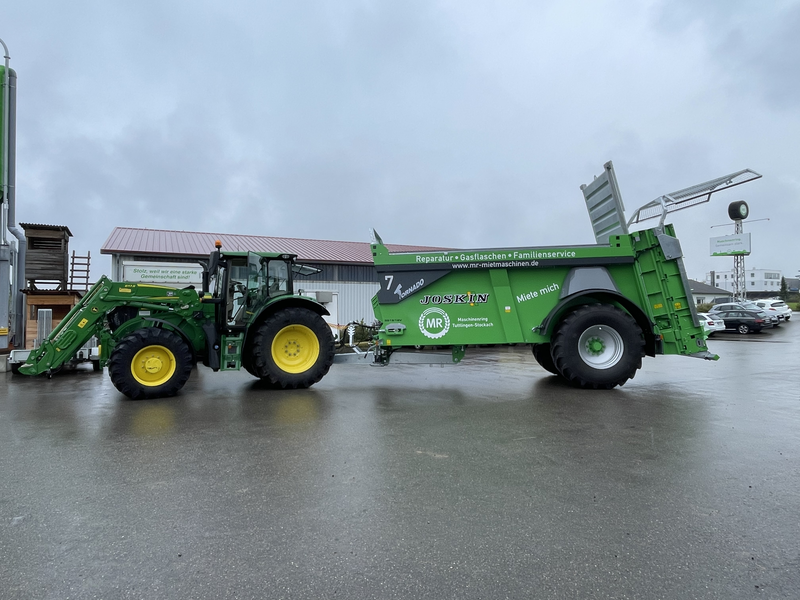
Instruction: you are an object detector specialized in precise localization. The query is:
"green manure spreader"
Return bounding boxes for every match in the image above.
[368,224,704,389]
[342,162,761,389]
[13,162,760,397]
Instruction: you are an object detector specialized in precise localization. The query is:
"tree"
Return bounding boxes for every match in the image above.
[779,276,789,301]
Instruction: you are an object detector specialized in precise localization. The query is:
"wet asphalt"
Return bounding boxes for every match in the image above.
[1,324,799,600]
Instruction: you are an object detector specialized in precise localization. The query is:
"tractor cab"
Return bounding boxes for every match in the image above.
[225,253,294,326]
[203,249,292,326]
[202,243,321,330]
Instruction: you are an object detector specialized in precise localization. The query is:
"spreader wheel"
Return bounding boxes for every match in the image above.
[531,343,559,375]
[551,304,644,389]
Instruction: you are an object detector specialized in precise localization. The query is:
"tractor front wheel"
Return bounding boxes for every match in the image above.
[551,304,644,389]
[251,308,335,389]
[108,328,193,400]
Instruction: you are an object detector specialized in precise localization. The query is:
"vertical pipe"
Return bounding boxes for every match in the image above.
[1,38,9,244]
[0,39,26,347]
[0,38,11,350]
[6,69,26,344]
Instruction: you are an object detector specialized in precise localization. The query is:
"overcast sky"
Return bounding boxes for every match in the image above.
[4,0,799,281]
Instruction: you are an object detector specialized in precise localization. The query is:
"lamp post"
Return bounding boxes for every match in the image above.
[728,201,749,302]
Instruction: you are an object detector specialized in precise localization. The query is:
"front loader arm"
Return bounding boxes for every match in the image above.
[17,276,195,375]
[18,276,118,375]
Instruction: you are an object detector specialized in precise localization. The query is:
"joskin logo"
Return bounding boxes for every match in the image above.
[419,307,451,339]
[420,293,489,305]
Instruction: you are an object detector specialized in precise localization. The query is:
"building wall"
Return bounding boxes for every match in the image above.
[692,292,733,305]
[296,282,380,326]
[706,268,783,293]
[24,293,81,349]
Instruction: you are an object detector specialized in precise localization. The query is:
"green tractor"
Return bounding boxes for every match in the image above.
[15,242,335,399]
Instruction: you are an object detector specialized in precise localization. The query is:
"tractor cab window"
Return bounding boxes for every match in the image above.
[226,259,250,324]
[210,265,226,300]
[266,260,290,296]
[247,253,266,293]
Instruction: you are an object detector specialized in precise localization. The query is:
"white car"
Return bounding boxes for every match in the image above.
[753,299,792,322]
[698,312,725,336]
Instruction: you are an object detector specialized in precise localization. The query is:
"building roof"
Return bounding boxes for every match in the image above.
[101,227,448,264]
[20,223,73,236]
[687,279,731,296]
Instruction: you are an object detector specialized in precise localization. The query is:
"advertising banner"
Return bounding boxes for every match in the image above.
[122,262,204,286]
[710,233,751,256]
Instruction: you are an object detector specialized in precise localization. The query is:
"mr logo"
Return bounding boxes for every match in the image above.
[419,307,450,339]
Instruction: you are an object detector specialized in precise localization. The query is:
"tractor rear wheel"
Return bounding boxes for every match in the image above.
[551,304,644,389]
[531,343,559,375]
[108,328,193,400]
[251,308,335,389]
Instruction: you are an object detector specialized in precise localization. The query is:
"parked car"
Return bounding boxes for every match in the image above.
[710,302,777,327]
[740,301,780,326]
[753,299,792,322]
[698,312,725,336]
[713,309,767,334]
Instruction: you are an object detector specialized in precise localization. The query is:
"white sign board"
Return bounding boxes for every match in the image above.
[710,233,751,257]
[122,262,204,287]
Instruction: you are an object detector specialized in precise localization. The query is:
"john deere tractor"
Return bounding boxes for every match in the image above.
[15,242,335,399]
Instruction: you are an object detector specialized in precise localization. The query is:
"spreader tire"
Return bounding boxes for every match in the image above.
[251,308,335,389]
[551,304,644,389]
[108,328,193,400]
[532,343,560,375]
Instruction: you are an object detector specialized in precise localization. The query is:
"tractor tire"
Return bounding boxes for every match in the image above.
[531,343,559,375]
[250,308,335,389]
[241,349,258,377]
[108,328,193,400]
[241,350,283,389]
[551,304,644,390]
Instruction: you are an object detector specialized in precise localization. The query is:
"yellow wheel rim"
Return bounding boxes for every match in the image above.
[131,345,177,387]
[272,325,320,374]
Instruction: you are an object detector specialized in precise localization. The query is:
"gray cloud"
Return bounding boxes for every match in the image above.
[5,0,798,281]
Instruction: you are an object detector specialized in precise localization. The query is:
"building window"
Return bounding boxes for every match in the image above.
[751,273,755,277]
